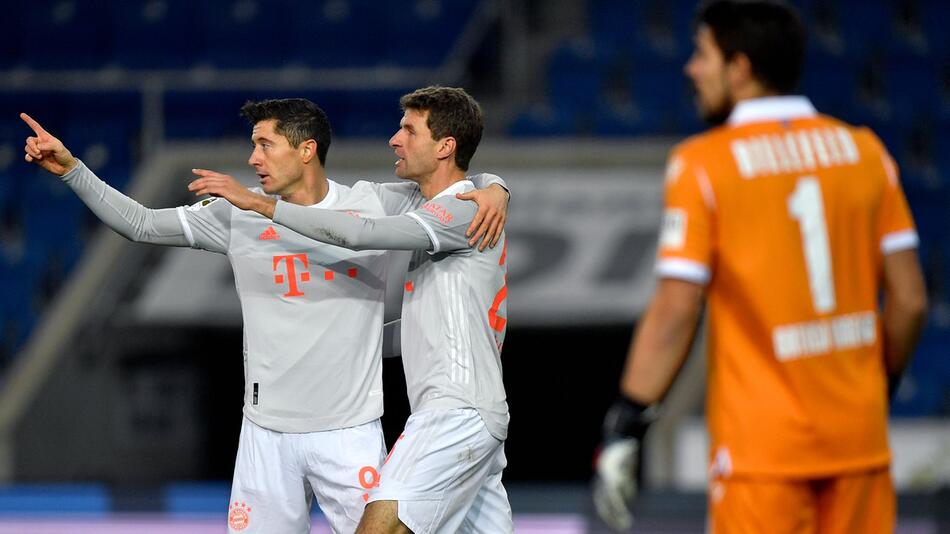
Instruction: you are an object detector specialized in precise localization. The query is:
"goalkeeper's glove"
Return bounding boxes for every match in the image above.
[593,396,657,532]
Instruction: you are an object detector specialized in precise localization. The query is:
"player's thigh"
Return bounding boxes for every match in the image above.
[459,447,512,534]
[305,419,388,534]
[356,500,413,534]
[229,417,311,534]
[708,477,817,534]
[816,468,894,534]
[369,409,503,534]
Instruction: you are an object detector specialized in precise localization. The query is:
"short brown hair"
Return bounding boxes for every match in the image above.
[399,86,483,171]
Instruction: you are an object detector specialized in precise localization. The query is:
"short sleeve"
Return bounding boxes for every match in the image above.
[655,149,715,285]
[177,196,232,254]
[871,139,918,255]
[405,196,477,254]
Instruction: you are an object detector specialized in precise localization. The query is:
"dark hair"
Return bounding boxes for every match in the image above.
[240,98,332,166]
[399,86,483,171]
[696,0,805,94]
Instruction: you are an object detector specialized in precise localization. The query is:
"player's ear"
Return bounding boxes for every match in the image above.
[300,139,318,164]
[436,136,456,163]
[727,52,754,90]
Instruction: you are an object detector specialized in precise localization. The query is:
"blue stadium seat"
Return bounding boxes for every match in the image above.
[628,62,691,135]
[164,92,252,139]
[0,6,25,68]
[379,0,479,67]
[589,0,693,65]
[20,1,113,69]
[333,89,405,138]
[508,106,577,137]
[290,0,382,68]
[835,1,896,60]
[111,0,203,69]
[198,0,296,68]
[921,0,950,56]
[885,54,939,118]
[801,50,859,118]
[593,101,660,137]
[546,41,609,126]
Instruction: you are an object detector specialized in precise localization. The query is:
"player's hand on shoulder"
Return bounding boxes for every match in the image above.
[457,182,509,251]
[592,396,658,532]
[20,113,78,176]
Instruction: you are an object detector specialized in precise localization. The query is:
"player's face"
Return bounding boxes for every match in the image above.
[247,119,305,196]
[389,108,440,181]
[685,26,733,125]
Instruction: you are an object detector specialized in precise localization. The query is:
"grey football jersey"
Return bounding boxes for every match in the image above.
[401,180,510,440]
[179,180,399,433]
[59,161,508,435]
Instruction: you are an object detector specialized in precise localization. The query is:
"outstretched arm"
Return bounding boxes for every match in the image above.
[273,201,431,251]
[22,113,191,246]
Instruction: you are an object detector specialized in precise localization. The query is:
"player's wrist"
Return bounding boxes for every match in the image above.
[603,395,658,442]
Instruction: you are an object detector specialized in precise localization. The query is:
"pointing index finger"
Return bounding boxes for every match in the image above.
[19,113,49,137]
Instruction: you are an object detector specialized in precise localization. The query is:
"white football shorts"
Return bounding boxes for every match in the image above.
[227,416,386,534]
[368,408,512,534]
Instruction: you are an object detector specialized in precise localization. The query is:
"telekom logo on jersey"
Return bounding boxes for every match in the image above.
[273,254,311,297]
[272,254,360,297]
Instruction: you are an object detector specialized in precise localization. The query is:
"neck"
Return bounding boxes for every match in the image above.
[281,167,330,206]
[732,80,778,105]
[417,167,466,200]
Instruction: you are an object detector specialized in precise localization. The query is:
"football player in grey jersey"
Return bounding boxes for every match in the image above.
[21,99,509,534]
[191,87,512,534]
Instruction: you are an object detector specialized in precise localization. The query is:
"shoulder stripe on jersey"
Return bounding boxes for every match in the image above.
[879,151,899,187]
[656,258,711,285]
[406,212,441,253]
[175,206,196,248]
[695,165,717,211]
[881,229,919,255]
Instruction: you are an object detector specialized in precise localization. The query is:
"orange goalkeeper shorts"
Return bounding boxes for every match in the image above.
[708,467,894,534]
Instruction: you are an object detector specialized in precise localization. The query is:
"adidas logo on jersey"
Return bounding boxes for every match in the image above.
[258,226,280,240]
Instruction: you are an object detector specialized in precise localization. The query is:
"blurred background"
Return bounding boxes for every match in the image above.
[0,0,948,532]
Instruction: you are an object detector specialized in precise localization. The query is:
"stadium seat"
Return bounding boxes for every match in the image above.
[198,0,297,68]
[801,48,859,118]
[290,0,382,68]
[921,0,950,57]
[332,89,405,138]
[164,92,253,139]
[379,0,479,67]
[508,105,578,137]
[20,1,113,69]
[0,6,24,68]
[545,40,609,131]
[111,0,204,69]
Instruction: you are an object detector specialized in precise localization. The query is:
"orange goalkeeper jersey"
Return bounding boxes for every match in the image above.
[657,96,919,478]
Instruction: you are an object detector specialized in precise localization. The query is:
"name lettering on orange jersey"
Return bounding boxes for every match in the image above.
[731,127,859,179]
[772,310,877,361]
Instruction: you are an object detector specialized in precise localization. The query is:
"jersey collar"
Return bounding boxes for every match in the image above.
[727,96,817,126]
[431,179,475,201]
[307,179,339,208]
